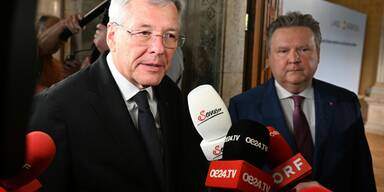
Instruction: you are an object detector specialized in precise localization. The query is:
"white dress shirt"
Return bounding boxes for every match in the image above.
[274,80,316,144]
[106,53,160,130]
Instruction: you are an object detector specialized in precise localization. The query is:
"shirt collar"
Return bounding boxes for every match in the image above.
[274,80,314,100]
[106,53,154,101]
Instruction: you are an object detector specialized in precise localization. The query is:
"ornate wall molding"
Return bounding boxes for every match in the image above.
[182,0,226,94]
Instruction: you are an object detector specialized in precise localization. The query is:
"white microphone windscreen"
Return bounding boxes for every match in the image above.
[200,137,225,161]
[187,84,232,141]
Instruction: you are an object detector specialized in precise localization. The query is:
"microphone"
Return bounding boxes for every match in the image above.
[0,131,56,191]
[265,126,294,169]
[265,127,312,191]
[205,120,274,192]
[271,152,312,191]
[59,0,110,41]
[187,84,232,160]
[223,120,269,167]
[200,138,225,161]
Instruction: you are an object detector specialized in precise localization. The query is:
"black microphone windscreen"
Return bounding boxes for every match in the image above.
[222,119,270,168]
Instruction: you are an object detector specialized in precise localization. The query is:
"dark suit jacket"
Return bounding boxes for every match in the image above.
[228,78,376,191]
[29,54,207,192]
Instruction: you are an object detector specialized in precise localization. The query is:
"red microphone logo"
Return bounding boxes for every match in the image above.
[198,110,206,121]
[197,108,224,125]
[212,144,223,156]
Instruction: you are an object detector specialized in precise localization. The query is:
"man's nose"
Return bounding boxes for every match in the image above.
[288,50,300,63]
[148,35,165,54]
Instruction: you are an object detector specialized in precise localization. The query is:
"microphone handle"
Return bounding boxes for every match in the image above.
[59,0,110,41]
[59,28,73,41]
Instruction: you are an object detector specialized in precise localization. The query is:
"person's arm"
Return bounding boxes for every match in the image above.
[37,14,83,57]
[93,23,109,53]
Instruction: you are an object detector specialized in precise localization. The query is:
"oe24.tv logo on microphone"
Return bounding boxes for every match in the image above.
[197,108,224,125]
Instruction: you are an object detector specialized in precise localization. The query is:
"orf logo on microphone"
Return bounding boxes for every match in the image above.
[197,108,223,125]
[271,153,312,190]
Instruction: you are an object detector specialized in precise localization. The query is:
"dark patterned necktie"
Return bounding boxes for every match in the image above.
[132,91,164,180]
[292,95,314,164]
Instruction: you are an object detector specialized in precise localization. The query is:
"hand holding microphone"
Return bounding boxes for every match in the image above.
[37,14,83,57]
[293,181,331,192]
[59,0,110,41]
[0,131,56,192]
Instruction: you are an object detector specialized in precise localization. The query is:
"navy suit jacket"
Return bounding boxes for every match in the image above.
[29,53,207,192]
[228,78,376,191]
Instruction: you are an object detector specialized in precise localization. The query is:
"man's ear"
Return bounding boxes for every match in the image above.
[317,48,320,63]
[265,48,271,69]
[106,23,116,52]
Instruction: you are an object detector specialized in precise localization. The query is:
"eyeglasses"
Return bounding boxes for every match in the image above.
[113,22,186,49]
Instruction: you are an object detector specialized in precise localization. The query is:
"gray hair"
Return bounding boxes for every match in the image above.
[109,0,184,24]
[267,11,322,51]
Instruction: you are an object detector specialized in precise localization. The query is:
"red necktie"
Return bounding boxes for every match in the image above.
[292,95,314,164]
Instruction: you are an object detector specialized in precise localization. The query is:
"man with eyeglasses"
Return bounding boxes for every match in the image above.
[29,0,208,191]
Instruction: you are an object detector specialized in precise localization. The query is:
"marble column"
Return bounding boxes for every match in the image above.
[222,0,247,105]
[364,13,384,135]
[36,0,63,60]
[182,0,226,94]
[36,0,62,18]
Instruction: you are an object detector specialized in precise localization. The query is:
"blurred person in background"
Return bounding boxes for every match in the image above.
[35,14,83,93]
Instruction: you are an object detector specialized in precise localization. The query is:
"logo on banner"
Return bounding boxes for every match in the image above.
[332,19,359,32]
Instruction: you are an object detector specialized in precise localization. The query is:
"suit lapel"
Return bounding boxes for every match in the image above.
[312,79,336,175]
[261,80,298,151]
[86,56,143,155]
[79,56,168,190]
